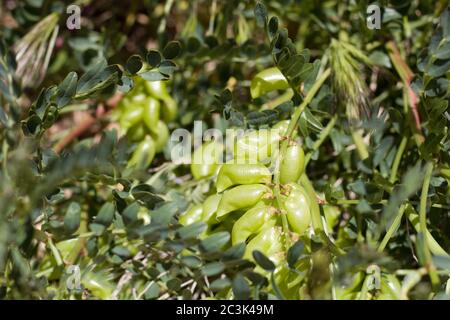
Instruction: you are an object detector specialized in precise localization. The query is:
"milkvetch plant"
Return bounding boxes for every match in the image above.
[0,0,449,301]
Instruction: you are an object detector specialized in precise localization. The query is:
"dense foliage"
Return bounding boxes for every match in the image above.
[0,0,449,300]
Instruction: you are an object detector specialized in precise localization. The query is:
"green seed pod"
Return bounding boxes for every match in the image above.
[216,184,271,218]
[144,80,170,99]
[179,204,203,226]
[250,67,290,99]
[144,80,177,122]
[234,129,281,164]
[127,123,147,142]
[216,163,272,192]
[55,238,78,262]
[127,135,156,170]
[282,184,311,235]
[119,105,144,130]
[151,120,169,152]
[202,194,222,224]
[142,97,160,134]
[190,141,224,180]
[161,96,177,122]
[130,92,148,103]
[82,270,114,299]
[232,205,276,245]
[280,142,305,184]
[243,226,283,265]
[323,205,340,232]
[273,120,290,136]
[377,274,402,300]
[441,167,450,180]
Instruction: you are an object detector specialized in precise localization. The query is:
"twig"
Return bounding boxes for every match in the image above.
[386,41,424,145]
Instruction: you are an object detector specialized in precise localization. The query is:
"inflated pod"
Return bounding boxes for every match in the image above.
[216,163,272,192]
[243,226,283,265]
[142,97,160,134]
[190,141,224,180]
[151,120,169,152]
[323,205,340,232]
[441,167,450,180]
[127,123,147,142]
[119,105,144,130]
[250,67,289,99]
[216,184,272,218]
[127,135,156,170]
[144,79,171,99]
[234,129,281,164]
[280,142,305,184]
[82,270,115,299]
[272,120,290,136]
[179,204,204,226]
[202,194,222,224]
[55,238,78,262]
[281,184,311,236]
[161,95,177,122]
[375,274,402,300]
[231,205,276,245]
[144,80,177,122]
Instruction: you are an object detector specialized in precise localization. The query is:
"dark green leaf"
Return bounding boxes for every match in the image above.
[287,240,305,268]
[158,60,177,76]
[210,278,231,291]
[200,232,230,252]
[254,2,268,28]
[181,256,202,269]
[252,250,275,271]
[167,278,182,291]
[145,50,161,68]
[441,8,449,37]
[202,262,225,276]
[162,41,181,60]
[117,75,134,93]
[111,246,131,258]
[369,51,392,68]
[63,202,81,234]
[140,71,167,81]
[56,72,78,108]
[76,63,121,99]
[177,222,207,239]
[126,55,143,74]
[96,202,115,227]
[223,243,246,261]
[186,37,201,54]
[144,282,160,300]
[121,202,139,224]
[232,274,250,299]
[268,16,278,38]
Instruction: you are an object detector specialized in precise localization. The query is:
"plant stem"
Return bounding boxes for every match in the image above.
[403,204,448,257]
[351,129,369,160]
[284,69,331,139]
[378,204,406,252]
[304,115,337,166]
[261,88,294,110]
[273,68,331,250]
[389,135,408,183]
[419,163,433,238]
[419,162,440,289]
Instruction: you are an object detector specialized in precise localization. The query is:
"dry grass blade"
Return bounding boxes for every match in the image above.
[330,38,371,123]
[14,13,60,88]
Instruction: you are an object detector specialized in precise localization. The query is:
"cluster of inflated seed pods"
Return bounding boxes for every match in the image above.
[114,78,177,170]
[183,119,310,264]
[181,69,313,267]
